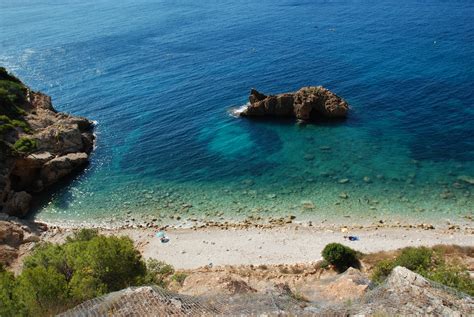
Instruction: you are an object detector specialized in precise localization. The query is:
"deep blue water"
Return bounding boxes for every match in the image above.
[1,0,473,226]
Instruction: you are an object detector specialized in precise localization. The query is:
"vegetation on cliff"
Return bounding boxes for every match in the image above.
[371,246,474,296]
[322,243,360,272]
[0,68,95,217]
[0,67,31,153]
[0,229,149,316]
[12,137,37,154]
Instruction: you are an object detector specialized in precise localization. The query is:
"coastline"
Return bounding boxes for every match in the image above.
[41,221,473,270]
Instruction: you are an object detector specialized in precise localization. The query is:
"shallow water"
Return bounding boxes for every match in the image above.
[1,0,473,226]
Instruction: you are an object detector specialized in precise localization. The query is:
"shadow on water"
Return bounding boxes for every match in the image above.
[239,114,348,127]
[27,167,90,221]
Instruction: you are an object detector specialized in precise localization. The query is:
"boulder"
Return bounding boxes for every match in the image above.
[0,220,26,266]
[0,219,44,267]
[241,86,349,120]
[357,266,474,316]
[4,191,32,217]
[323,267,370,301]
[0,220,25,247]
[40,152,89,185]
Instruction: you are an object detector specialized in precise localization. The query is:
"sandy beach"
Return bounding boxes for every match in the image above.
[43,224,473,270]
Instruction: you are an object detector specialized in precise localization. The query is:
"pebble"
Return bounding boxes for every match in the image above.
[301,200,315,209]
[457,175,474,185]
[339,192,349,199]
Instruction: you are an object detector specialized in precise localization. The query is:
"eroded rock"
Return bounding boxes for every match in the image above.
[0,78,95,218]
[240,86,349,121]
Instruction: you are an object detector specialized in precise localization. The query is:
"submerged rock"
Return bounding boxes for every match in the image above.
[240,86,349,121]
[457,175,474,185]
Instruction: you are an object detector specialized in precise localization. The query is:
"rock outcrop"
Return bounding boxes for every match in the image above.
[357,266,474,316]
[240,86,349,120]
[0,215,47,267]
[0,70,94,217]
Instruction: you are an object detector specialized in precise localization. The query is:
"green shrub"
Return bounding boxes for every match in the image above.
[0,68,27,126]
[0,82,27,117]
[395,247,434,273]
[0,114,30,138]
[0,122,14,136]
[66,228,99,242]
[371,259,396,284]
[171,272,188,285]
[144,259,175,287]
[10,119,30,132]
[3,229,148,316]
[0,265,26,317]
[370,246,474,296]
[13,137,37,154]
[15,266,69,316]
[0,67,22,84]
[427,265,474,296]
[322,243,360,272]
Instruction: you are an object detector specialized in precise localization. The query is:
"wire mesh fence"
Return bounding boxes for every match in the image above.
[58,285,315,316]
[59,267,473,317]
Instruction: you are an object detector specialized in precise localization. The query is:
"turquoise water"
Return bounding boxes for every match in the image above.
[1,0,473,226]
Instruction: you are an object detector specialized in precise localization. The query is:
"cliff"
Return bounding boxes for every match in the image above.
[0,67,94,217]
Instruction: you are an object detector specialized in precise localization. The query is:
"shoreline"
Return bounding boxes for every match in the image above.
[35,209,474,231]
[42,222,473,270]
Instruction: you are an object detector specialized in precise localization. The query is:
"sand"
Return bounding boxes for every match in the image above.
[44,224,473,270]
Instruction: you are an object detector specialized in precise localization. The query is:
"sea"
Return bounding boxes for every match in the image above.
[1,0,473,227]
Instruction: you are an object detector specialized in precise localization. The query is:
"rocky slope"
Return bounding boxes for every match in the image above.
[60,266,473,316]
[0,214,47,269]
[0,68,94,217]
[239,86,349,120]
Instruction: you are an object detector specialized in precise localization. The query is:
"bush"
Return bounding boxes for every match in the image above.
[371,259,396,284]
[171,272,188,285]
[395,247,434,274]
[427,265,474,296]
[2,229,148,316]
[66,228,99,242]
[13,137,37,154]
[0,67,22,84]
[322,243,360,272]
[144,259,175,287]
[0,81,27,118]
[370,246,474,296]
[0,122,14,136]
[15,266,69,316]
[0,265,26,317]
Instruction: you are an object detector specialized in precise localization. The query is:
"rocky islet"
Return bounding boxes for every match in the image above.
[239,86,349,120]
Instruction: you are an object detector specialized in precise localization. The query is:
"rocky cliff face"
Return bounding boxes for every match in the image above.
[240,86,349,120]
[0,69,94,217]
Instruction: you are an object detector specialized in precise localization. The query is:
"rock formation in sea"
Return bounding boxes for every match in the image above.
[239,86,349,120]
[0,68,94,218]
